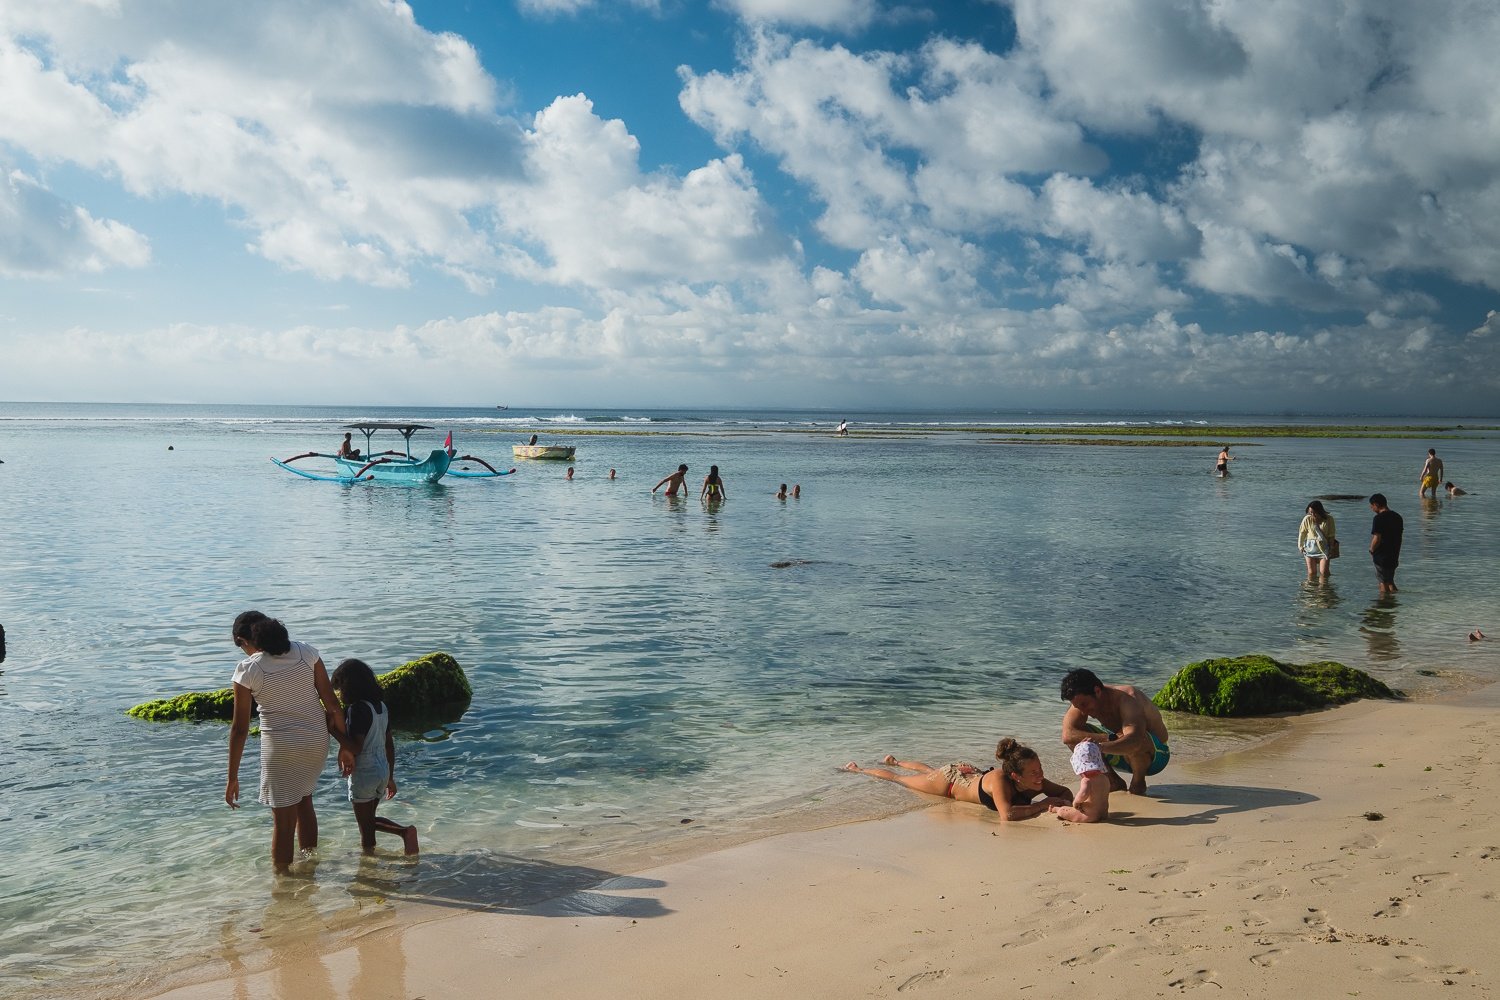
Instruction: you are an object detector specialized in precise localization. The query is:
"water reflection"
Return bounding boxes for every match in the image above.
[1297,578,1343,612]
[1360,596,1402,661]
[1419,497,1443,522]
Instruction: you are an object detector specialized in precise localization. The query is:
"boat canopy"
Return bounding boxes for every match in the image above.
[344,422,435,459]
[343,422,434,432]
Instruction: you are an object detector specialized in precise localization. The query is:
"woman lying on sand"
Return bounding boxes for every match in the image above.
[842,738,1073,820]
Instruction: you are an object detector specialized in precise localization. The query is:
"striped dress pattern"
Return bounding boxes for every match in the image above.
[231,641,331,808]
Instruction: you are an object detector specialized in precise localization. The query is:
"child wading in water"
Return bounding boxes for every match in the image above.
[330,658,419,854]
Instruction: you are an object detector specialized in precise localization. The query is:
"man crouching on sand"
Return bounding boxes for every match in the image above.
[1060,668,1170,796]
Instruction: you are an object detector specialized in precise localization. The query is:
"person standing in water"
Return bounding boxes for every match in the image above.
[1297,500,1337,579]
[1419,449,1444,498]
[1215,445,1234,477]
[225,612,354,873]
[329,658,419,855]
[701,464,727,502]
[1369,493,1404,595]
[652,463,689,496]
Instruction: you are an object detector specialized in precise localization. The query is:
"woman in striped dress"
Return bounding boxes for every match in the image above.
[225,611,354,872]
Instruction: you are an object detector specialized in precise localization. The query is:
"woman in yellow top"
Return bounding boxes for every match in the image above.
[1297,500,1337,579]
[701,464,727,503]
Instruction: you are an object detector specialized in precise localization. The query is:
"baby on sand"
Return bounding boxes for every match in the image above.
[1050,740,1109,823]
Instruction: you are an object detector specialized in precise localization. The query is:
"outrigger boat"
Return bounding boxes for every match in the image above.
[273,423,515,484]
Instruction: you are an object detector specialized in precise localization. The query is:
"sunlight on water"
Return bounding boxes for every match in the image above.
[2,405,1498,995]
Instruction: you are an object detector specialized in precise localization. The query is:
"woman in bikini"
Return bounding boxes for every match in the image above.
[842,738,1073,820]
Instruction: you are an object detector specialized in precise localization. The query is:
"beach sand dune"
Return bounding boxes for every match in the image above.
[150,691,1500,1000]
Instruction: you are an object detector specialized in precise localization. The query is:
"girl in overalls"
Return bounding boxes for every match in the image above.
[330,659,419,855]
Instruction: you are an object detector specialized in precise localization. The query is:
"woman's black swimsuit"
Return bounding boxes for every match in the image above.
[976,768,998,811]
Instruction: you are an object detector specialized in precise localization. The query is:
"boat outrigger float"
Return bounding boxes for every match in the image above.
[272,423,516,484]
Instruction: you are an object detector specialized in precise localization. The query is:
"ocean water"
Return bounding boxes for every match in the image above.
[2,403,1498,997]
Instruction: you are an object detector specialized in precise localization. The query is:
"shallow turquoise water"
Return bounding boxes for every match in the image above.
[2,404,1498,995]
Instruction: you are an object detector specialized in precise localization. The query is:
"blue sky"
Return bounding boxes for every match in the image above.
[2,0,1499,413]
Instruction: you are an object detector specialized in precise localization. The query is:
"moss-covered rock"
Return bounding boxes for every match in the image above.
[126,688,236,722]
[376,651,472,727]
[126,651,472,729]
[1152,654,1399,717]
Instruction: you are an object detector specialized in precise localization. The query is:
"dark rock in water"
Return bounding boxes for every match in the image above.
[1152,654,1399,717]
[376,651,473,728]
[127,651,472,729]
[770,559,816,569]
[1312,494,1368,501]
[0,621,6,663]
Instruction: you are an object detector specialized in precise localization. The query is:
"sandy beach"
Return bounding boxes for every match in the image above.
[145,685,1500,1000]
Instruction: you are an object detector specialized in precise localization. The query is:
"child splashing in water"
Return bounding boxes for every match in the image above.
[1050,739,1110,823]
[330,658,419,855]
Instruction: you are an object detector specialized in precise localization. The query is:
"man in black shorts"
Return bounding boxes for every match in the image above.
[1368,493,1404,595]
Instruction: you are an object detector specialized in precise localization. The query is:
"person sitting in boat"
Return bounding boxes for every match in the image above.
[336,433,361,460]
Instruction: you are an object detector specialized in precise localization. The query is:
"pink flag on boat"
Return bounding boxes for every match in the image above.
[443,431,453,450]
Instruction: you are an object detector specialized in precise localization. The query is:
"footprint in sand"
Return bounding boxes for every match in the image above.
[1062,946,1113,967]
[1385,954,1473,984]
[1146,861,1188,879]
[1411,871,1452,885]
[1240,912,1270,929]
[895,970,948,992]
[1249,948,1282,967]
[1204,835,1229,848]
[1149,912,1206,928]
[1251,885,1289,901]
[1000,928,1044,949]
[1167,968,1219,989]
[1373,895,1409,918]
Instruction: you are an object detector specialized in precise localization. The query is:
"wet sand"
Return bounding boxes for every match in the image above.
[146,686,1500,999]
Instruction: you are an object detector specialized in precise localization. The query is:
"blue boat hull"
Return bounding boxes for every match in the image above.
[336,449,453,484]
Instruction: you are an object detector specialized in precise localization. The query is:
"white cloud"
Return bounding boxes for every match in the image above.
[494,95,784,290]
[0,169,150,277]
[851,233,984,311]
[1040,175,1198,265]
[517,0,661,15]
[716,0,879,32]
[0,1,519,285]
[681,32,1103,250]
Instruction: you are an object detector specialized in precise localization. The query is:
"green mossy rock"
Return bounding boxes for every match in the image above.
[1152,654,1399,717]
[126,651,472,729]
[376,651,472,727]
[126,689,235,722]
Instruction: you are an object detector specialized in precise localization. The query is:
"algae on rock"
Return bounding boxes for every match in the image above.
[126,651,472,729]
[126,689,235,722]
[376,651,471,727]
[1152,654,1398,717]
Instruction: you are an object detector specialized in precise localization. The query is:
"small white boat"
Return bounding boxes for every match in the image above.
[512,444,575,460]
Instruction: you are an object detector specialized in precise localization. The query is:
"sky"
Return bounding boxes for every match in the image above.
[2,0,1500,413]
